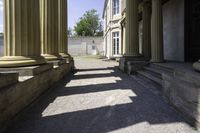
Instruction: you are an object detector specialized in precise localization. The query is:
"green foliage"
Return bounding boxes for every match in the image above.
[74,9,103,36]
[0,33,3,37]
[68,27,73,36]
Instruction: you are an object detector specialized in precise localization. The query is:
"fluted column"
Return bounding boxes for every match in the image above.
[0,0,46,67]
[142,1,151,60]
[193,60,200,72]
[124,0,140,56]
[151,0,164,62]
[58,0,70,58]
[40,0,61,60]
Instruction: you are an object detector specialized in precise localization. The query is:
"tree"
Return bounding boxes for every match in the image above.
[74,9,103,36]
[68,27,73,36]
[0,33,3,37]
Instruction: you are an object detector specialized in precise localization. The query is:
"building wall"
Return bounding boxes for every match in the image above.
[0,37,3,56]
[103,0,124,59]
[68,37,104,56]
[163,0,185,62]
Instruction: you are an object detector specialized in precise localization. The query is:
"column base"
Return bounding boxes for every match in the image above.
[42,54,62,61]
[193,61,200,72]
[119,55,148,72]
[0,56,46,68]
[59,53,71,58]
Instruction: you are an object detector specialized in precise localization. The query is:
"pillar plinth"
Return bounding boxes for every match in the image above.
[58,0,71,59]
[151,0,164,62]
[193,60,200,72]
[0,0,46,67]
[40,0,61,61]
[142,1,151,60]
[124,0,140,56]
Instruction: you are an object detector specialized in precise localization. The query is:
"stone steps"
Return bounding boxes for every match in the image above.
[132,62,200,127]
[134,63,174,92]
[149,63,174,74]
[137,70,163,86]
[131,74,162,95]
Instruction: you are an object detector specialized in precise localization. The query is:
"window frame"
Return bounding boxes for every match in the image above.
[112,32,120,56]
[113,0,120,16]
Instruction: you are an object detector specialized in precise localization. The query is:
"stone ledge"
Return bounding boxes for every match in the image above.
[0,61,74,132]
[48,59,69,68]
[0,72,18,89]
[0,64,53,76]
[162,72,200,128]
[127,61,149,74]
[119,56,147,72]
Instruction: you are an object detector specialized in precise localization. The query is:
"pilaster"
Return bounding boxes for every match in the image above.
[142,1,151,60]
[151,0,164,62]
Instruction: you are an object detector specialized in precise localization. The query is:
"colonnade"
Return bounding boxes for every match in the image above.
[124,0,164,62]
[0,0,70,67]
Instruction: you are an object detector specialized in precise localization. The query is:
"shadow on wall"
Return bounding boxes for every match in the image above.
[5,66,197,133]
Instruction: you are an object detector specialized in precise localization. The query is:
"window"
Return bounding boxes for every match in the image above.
[113,0,119,15]
[113,32,119,55]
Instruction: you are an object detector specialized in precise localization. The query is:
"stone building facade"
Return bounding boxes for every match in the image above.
[68,37,104,56]
[102,0,126,59]
[109,0,200,128]
[120,0,200,62]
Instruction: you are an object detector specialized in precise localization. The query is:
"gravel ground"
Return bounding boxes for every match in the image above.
[5,57,199,133]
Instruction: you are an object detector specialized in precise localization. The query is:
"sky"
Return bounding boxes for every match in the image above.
[0,0,3,32]
[0,0,105,33]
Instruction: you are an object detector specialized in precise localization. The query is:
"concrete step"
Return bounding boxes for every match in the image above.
[127,61,149,74]
[150,63,174,74]
[137,70,163,86]
[131,74,162,95]
[143,67,164,78]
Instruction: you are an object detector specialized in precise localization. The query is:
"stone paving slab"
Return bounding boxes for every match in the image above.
[5,57,199,133]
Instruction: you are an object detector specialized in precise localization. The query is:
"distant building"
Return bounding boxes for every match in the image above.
[102,0,126,59]
[68,36,104,56]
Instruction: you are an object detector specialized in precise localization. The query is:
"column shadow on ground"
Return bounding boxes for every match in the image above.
[5,67,195,133]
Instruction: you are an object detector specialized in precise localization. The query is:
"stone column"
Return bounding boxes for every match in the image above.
[151,0,164,62]
[142,1,151,60]
[122,26,126,55]
[0,0,46,67]
[193,60,200,72]
[40,0,61,60]
[58,0,70,58]
[124,0,140,56]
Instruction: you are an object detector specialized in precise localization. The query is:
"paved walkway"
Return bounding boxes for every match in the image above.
[6,57,198,133]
